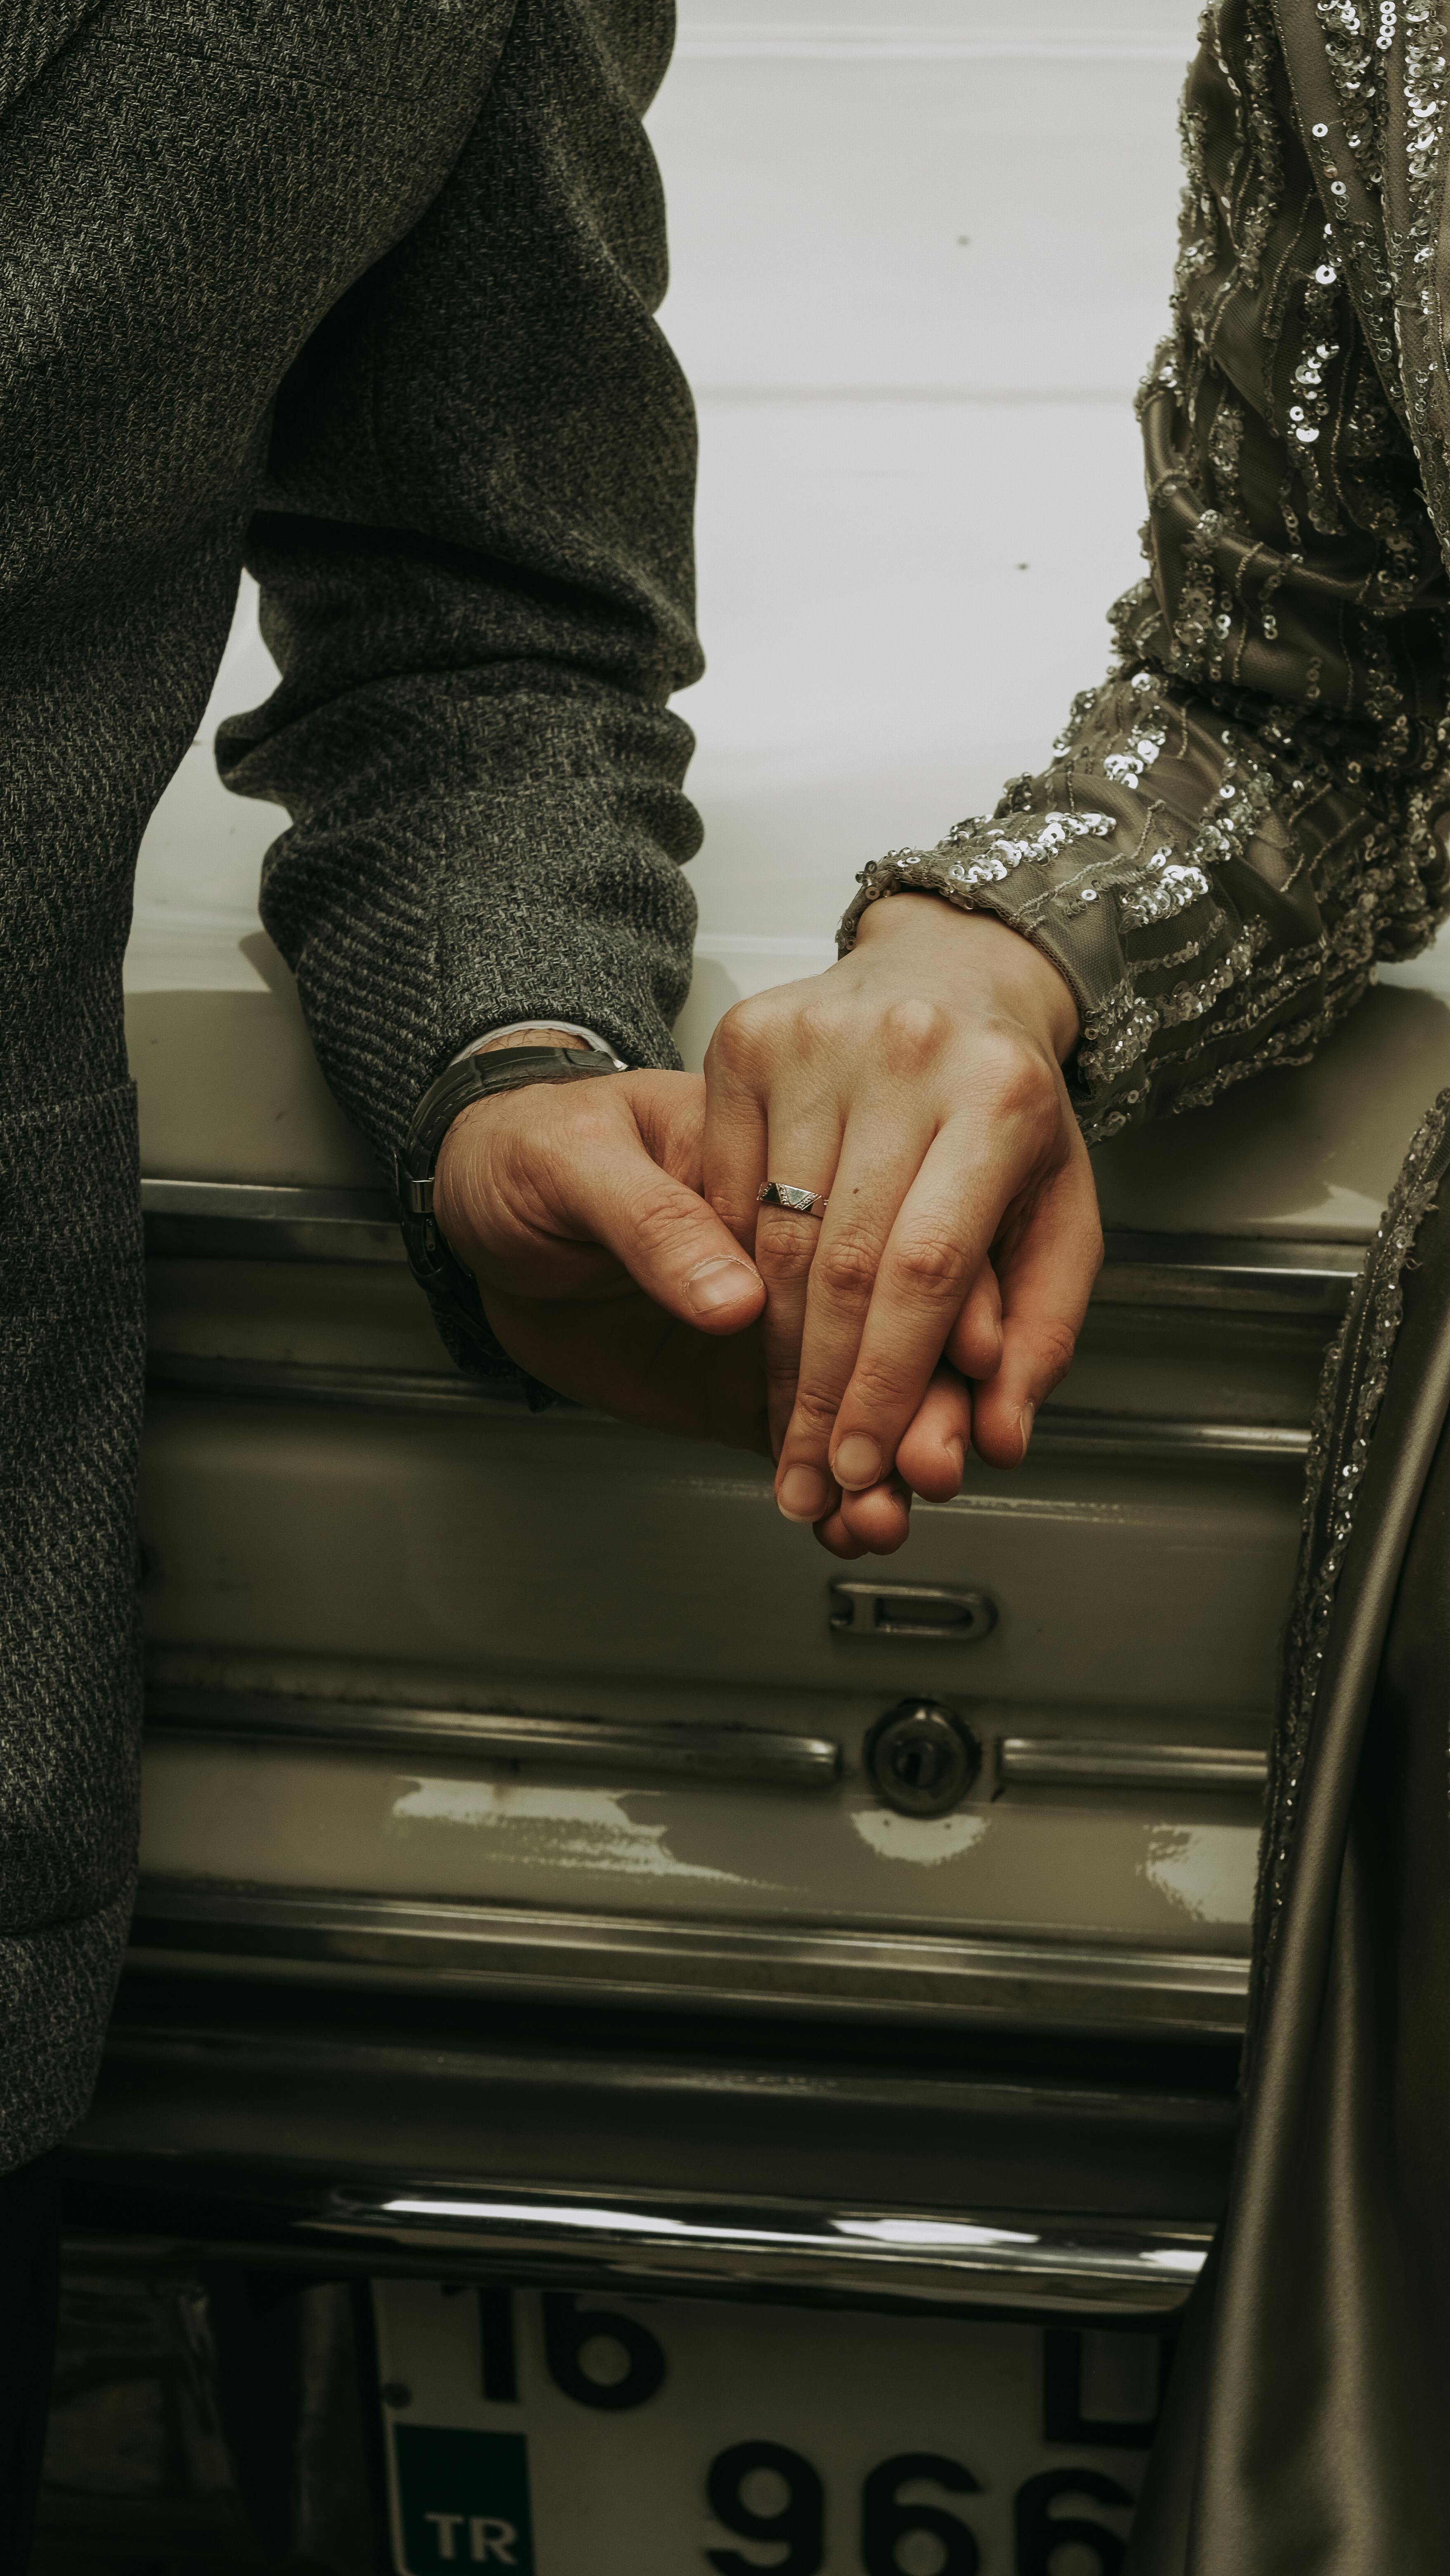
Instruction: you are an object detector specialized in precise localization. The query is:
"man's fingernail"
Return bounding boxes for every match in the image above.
[686,1257,758,1315]
[832,1433,882,1489]
[778,1464,831,1522]
[1018,1401,1036,1462]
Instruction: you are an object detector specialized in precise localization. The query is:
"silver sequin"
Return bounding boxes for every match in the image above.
[834,0,1450,1146]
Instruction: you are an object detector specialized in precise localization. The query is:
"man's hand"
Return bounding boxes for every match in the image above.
[433,1055,771,1453]
[701,896,1103,1553]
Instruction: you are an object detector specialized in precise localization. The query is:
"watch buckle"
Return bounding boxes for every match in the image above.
[393,1153,434,1219]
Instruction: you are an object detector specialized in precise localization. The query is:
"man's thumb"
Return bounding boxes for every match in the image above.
[587,1132,765,1335]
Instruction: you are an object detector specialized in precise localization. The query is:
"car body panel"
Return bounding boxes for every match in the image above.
[42,3,1450,2560]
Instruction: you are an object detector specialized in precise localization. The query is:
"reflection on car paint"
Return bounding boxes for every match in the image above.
[389,1777,751,1886]
[849,1808,990,1866]
[1140,1823,1258,1924]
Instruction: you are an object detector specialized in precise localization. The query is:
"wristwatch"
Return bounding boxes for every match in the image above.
[394,1044,618,1368]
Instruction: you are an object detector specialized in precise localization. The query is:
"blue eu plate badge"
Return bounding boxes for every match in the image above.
[394,2424,535,2572]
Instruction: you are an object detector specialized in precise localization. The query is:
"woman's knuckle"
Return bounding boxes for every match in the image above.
[709,999,769,1074]
[795,992,843,1055]
[851,1355,909,1413]
[756,1226,816,1286]
[765,1348,806,1399]
[889,1231,963,1297]
[878,995,952,1073]
[816,1229,880,1302]
[986,1040,1058,1130]
[790,1384,841,1439]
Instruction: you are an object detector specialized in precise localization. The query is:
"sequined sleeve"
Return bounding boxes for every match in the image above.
[838,0,1450,1143]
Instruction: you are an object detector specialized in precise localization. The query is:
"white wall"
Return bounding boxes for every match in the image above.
[129,0,1205,1070]
[660,0,1201,1049]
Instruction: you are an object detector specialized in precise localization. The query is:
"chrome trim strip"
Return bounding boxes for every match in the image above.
[141,1177,402,1266]
[144,1354,514,1411]
[998,1737,1268,1794]
[1029,1413,1309,1464]
[141,1350,1313,1461]
[1096,1228,1362,1316]
[145,1687,842,1789]
[127,1880,1250,2037]
[57,2156,1213,2318]
[313,2183,1211,2318]
[141,1179,392,1224]
[141,1179,1365,1315]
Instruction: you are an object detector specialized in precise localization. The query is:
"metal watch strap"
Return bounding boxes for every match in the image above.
[393,1046,618,1359]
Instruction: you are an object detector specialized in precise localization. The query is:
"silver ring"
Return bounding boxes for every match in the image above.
[757,1181,829,1219]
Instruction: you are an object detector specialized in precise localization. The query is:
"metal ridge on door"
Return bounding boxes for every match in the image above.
[997,1738,1269,1794]
[141,1176,403,1265]
[139,1176,1366,1315]
[308,2182,1213,2318]
[54,2147,1214,2319]
[144,1686,842,1789]
[1027,1413,1310,1463]
[126,1879,1251,2037]
[140,1351,1319,1460]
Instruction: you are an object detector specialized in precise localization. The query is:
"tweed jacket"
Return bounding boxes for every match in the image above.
[220,15,704,1125]
[843,0,1450,1147]
[0,0,699,2168]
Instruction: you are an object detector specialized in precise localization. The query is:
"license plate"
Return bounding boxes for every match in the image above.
[374,2280,1161,2573]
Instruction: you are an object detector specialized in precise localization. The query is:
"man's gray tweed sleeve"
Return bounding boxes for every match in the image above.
[216,0,704,1168]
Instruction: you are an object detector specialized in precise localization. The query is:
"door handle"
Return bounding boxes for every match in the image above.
[827,1581,997,1642]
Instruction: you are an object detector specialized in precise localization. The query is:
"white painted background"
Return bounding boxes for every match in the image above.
[127,1,1205,1072]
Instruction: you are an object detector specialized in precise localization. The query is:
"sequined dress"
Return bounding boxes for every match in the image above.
[931,9,1450,2567]
[841,0,1450,1148]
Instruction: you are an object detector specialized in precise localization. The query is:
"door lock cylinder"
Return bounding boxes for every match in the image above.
[865,1700,982,1816]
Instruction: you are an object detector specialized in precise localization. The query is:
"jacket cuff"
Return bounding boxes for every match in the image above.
[836,841,1143,1133]
[452,1020,628,1067]
[837,845,1129,1031]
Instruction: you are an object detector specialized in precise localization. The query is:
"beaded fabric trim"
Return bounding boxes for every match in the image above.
[1244,1076,1450,2062]
[836,0,1450,1148]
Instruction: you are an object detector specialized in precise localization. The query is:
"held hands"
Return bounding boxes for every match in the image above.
[702,897,1102,1554]
[434,897,1102,1551]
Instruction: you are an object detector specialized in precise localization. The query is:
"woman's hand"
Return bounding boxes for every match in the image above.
[701,895,1103,1553]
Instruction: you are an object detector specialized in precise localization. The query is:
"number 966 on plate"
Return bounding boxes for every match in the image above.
[374,2280,1161,2574]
